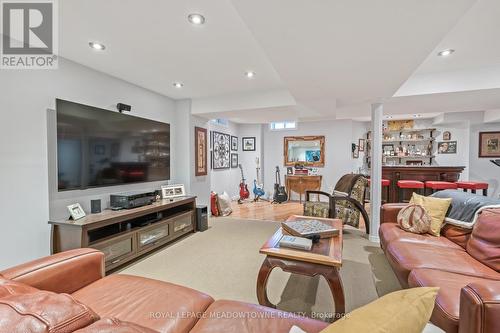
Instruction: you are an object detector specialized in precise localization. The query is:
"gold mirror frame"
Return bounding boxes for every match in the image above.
[283,136,325,167]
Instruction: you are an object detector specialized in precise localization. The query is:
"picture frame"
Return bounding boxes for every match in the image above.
[211,131,231,169]
[242,137,256,151]
[67,203,86,221]
[161,184,186,199]
[194,127,208,176]
[358,139,365,152]
[231,153,238,168]
[352,145,359,159]
[443,131,451,141]
[479,131,500,158]
[231,136,238,151]
[286,167,293,175]
[438,141,457,154]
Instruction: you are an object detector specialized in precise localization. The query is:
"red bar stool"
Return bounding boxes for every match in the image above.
[425,181,458,195]
[367,178,391,203]
[397,180,424,202]
[455,181,489,196]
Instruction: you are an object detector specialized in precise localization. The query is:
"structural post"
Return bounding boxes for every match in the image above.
[369,103,383,242]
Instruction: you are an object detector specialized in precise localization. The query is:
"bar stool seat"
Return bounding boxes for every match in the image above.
[368,179,390,187]
[397,180,424,202]
[425,181,458,190]
[455,181,489,196]
[366,179,391,203]
[397,180,424,189]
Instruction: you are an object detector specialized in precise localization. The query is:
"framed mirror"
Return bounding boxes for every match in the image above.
[284,136,325,167]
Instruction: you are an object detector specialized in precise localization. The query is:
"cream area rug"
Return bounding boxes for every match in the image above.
[120,217,443,332]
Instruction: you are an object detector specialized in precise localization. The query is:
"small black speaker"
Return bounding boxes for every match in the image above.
[91,199,101,214]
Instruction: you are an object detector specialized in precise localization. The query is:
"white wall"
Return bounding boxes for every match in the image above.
[0,58,178,269]
[262,120,362,199]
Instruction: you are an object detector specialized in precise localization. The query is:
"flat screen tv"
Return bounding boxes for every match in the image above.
[56,99,170,191]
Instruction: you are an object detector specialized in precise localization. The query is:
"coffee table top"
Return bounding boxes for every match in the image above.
[260,215,343,267]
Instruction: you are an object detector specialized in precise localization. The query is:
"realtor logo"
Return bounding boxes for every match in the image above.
[1,0,58,69]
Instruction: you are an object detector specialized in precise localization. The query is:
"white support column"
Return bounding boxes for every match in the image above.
[369,103,383,243]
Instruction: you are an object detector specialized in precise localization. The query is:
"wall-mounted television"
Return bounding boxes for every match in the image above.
[56,99,170,191]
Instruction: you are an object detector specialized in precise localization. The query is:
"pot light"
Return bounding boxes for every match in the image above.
[385,115,393,119]
[438,49,455,57]
[89,42,105,50]
[173,82,184,88]
[413,114,422,118]
[188,13,205,25]
[245,71,256,79]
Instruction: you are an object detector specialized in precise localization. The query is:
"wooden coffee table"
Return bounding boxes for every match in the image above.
[256,215,345,321]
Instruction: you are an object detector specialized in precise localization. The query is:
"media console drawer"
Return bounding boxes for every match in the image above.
[171,211,194,236]
[92,233,136,270]
[137,220,170,253]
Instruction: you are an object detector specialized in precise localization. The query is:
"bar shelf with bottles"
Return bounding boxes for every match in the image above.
[366,128,436,167]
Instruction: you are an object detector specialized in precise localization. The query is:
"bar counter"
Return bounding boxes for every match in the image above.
[380,165,466,202]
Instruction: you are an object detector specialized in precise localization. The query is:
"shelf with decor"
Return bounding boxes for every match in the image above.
[366,126,436,167]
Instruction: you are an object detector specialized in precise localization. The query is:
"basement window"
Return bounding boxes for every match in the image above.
[269,121,297,131]
[210,118,229,127]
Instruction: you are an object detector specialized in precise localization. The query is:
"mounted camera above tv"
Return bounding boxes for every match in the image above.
[116,102,131,113]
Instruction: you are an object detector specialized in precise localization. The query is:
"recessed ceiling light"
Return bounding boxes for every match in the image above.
[89,42,105,50]
[437,49,455,57]
[413,114,422,118]
[188,13,205,25]
[385,115,393,119]
[173,82,184,88]
[245,71,256,79]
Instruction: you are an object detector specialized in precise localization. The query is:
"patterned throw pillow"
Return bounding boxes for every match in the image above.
[397,204,432,234]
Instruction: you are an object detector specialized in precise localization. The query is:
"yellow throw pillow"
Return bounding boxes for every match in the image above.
[319,287,438,333]
[410,193,451,236]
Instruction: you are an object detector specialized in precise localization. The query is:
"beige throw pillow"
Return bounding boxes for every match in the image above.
[319,287,439,333]
[410,193,451,236]
[397,204,432,234]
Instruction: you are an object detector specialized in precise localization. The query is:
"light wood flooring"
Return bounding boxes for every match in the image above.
[220,200,367,232]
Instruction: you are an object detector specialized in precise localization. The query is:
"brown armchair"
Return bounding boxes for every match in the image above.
[303,174,370,234]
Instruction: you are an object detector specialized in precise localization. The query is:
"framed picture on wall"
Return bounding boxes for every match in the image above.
[211,131,231,169]
[438,141,457,154]
[358,139,365,152]
[231,153,238,168]
[231,136,238,151]
[479,131,500,157]
[443,131,451,141]
[242,137,256,151]
[194,127,208,176]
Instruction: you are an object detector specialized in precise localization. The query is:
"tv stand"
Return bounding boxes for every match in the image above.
[49,196,197,272]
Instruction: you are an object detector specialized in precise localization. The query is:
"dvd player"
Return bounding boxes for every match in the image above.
[110,191,156,210]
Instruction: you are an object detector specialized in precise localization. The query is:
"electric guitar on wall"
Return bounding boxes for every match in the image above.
[273,166,288,203]
[253,157,266,201]
[238,164,250,202]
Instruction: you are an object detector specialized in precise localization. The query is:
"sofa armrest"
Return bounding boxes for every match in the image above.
[0,248,104,294]
[459,281,500,333]
[380,203,407,224]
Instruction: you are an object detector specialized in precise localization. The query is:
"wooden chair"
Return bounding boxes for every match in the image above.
[303,174,370,234]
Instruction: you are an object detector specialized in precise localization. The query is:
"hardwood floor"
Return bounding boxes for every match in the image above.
[219,200,367,232]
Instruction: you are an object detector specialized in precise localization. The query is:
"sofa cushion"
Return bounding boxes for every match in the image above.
[396,204,431,234]
[408,268,500,333]
[189,300,328,333]
[74,317,159,333]
[0,290,99,333]
[467,208,500,272]
[72,274,214,333]
[0,277,39,298]
[410,193,451,236]
[385,241,499,287]
[379,223,464,252]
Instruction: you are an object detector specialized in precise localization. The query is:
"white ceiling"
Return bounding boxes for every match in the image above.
[58,0,500,123]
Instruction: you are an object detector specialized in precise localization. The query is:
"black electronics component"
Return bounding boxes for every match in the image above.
[110,191,156,209]
[116,102,131,113]
[196,205,208,231]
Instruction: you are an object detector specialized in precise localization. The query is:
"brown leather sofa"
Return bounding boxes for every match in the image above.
[380,204,500,333]
[0,248,328,333]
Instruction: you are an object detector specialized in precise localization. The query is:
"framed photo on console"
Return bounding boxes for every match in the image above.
[242,137,256,151]
[67,203,86,221]
[161,184,186,199]
[212,131,230,169]
[231,136,238,151]
[479,131,500,157]
[195,127,208,176]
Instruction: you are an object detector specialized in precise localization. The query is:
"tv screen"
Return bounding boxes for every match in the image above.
[56,99,170,191]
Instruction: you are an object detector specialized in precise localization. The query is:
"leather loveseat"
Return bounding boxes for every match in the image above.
[0,248,328,333]
[379,204,500,333]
